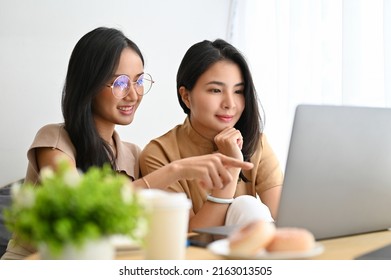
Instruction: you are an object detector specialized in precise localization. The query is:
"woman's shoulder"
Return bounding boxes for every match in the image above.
[250,133,276,159]
[140,125,185,163]
[30,123,74,154]
[26,123,76,183]
[144,124,182,149]
[142,127,178,154]
[35,123,67,138]
[257,132,271,147]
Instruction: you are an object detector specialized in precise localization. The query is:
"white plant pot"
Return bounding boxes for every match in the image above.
[39,238,115,260]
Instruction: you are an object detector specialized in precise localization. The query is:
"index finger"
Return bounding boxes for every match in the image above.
[220,155,254,170]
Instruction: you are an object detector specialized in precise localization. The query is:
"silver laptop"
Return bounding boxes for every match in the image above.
[276,104,391,240]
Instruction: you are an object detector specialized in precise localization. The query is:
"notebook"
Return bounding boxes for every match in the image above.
[276,104,391,240]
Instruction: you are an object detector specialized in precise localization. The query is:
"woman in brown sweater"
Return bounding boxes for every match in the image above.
[140,39,284,232]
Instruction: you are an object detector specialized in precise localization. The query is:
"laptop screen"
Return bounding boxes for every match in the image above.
[276,104,391,240]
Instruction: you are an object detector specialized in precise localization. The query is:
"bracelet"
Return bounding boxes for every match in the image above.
[141,177,151,189]
[206,194,234,204]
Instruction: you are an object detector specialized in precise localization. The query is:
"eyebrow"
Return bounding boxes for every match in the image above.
[112,72,144,79]
[206,81,245,87]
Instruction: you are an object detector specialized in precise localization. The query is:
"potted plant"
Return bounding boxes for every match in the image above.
[4,159,147,259]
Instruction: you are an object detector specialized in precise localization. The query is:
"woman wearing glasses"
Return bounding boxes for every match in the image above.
[1,28,252,260]
[140,39,283,231]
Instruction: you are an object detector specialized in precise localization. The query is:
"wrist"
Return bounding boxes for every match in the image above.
[229,167,241,178]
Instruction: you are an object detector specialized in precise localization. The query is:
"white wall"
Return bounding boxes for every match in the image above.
[0,0,231,185]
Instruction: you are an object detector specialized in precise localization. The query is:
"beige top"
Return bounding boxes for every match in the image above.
[25,123,141,184]
[1,123,141,260]
[139,117,283,217]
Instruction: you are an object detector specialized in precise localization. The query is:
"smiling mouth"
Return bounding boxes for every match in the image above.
[118,106,134,114]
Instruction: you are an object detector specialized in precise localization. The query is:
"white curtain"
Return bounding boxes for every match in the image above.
[228,0,391,168]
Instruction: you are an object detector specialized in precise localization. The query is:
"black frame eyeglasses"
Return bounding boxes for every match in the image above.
[106,73,154,98]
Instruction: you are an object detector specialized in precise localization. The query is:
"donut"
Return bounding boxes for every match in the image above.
[266,227,315,252]
[228,220,276,255]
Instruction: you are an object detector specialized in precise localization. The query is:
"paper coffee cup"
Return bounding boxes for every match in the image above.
[139,189,192,260]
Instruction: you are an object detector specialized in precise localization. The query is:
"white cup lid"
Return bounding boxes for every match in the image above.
[138,189,192,209]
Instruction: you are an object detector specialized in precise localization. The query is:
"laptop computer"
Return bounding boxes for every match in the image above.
[276,104,391,240]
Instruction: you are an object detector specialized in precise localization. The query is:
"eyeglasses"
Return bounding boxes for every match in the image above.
[106,73,154,98]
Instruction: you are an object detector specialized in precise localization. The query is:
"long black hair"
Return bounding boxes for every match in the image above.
[61,27,144,172]
[176,39,264,169]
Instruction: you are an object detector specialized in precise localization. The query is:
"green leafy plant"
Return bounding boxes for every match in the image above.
[4,160,146,256]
